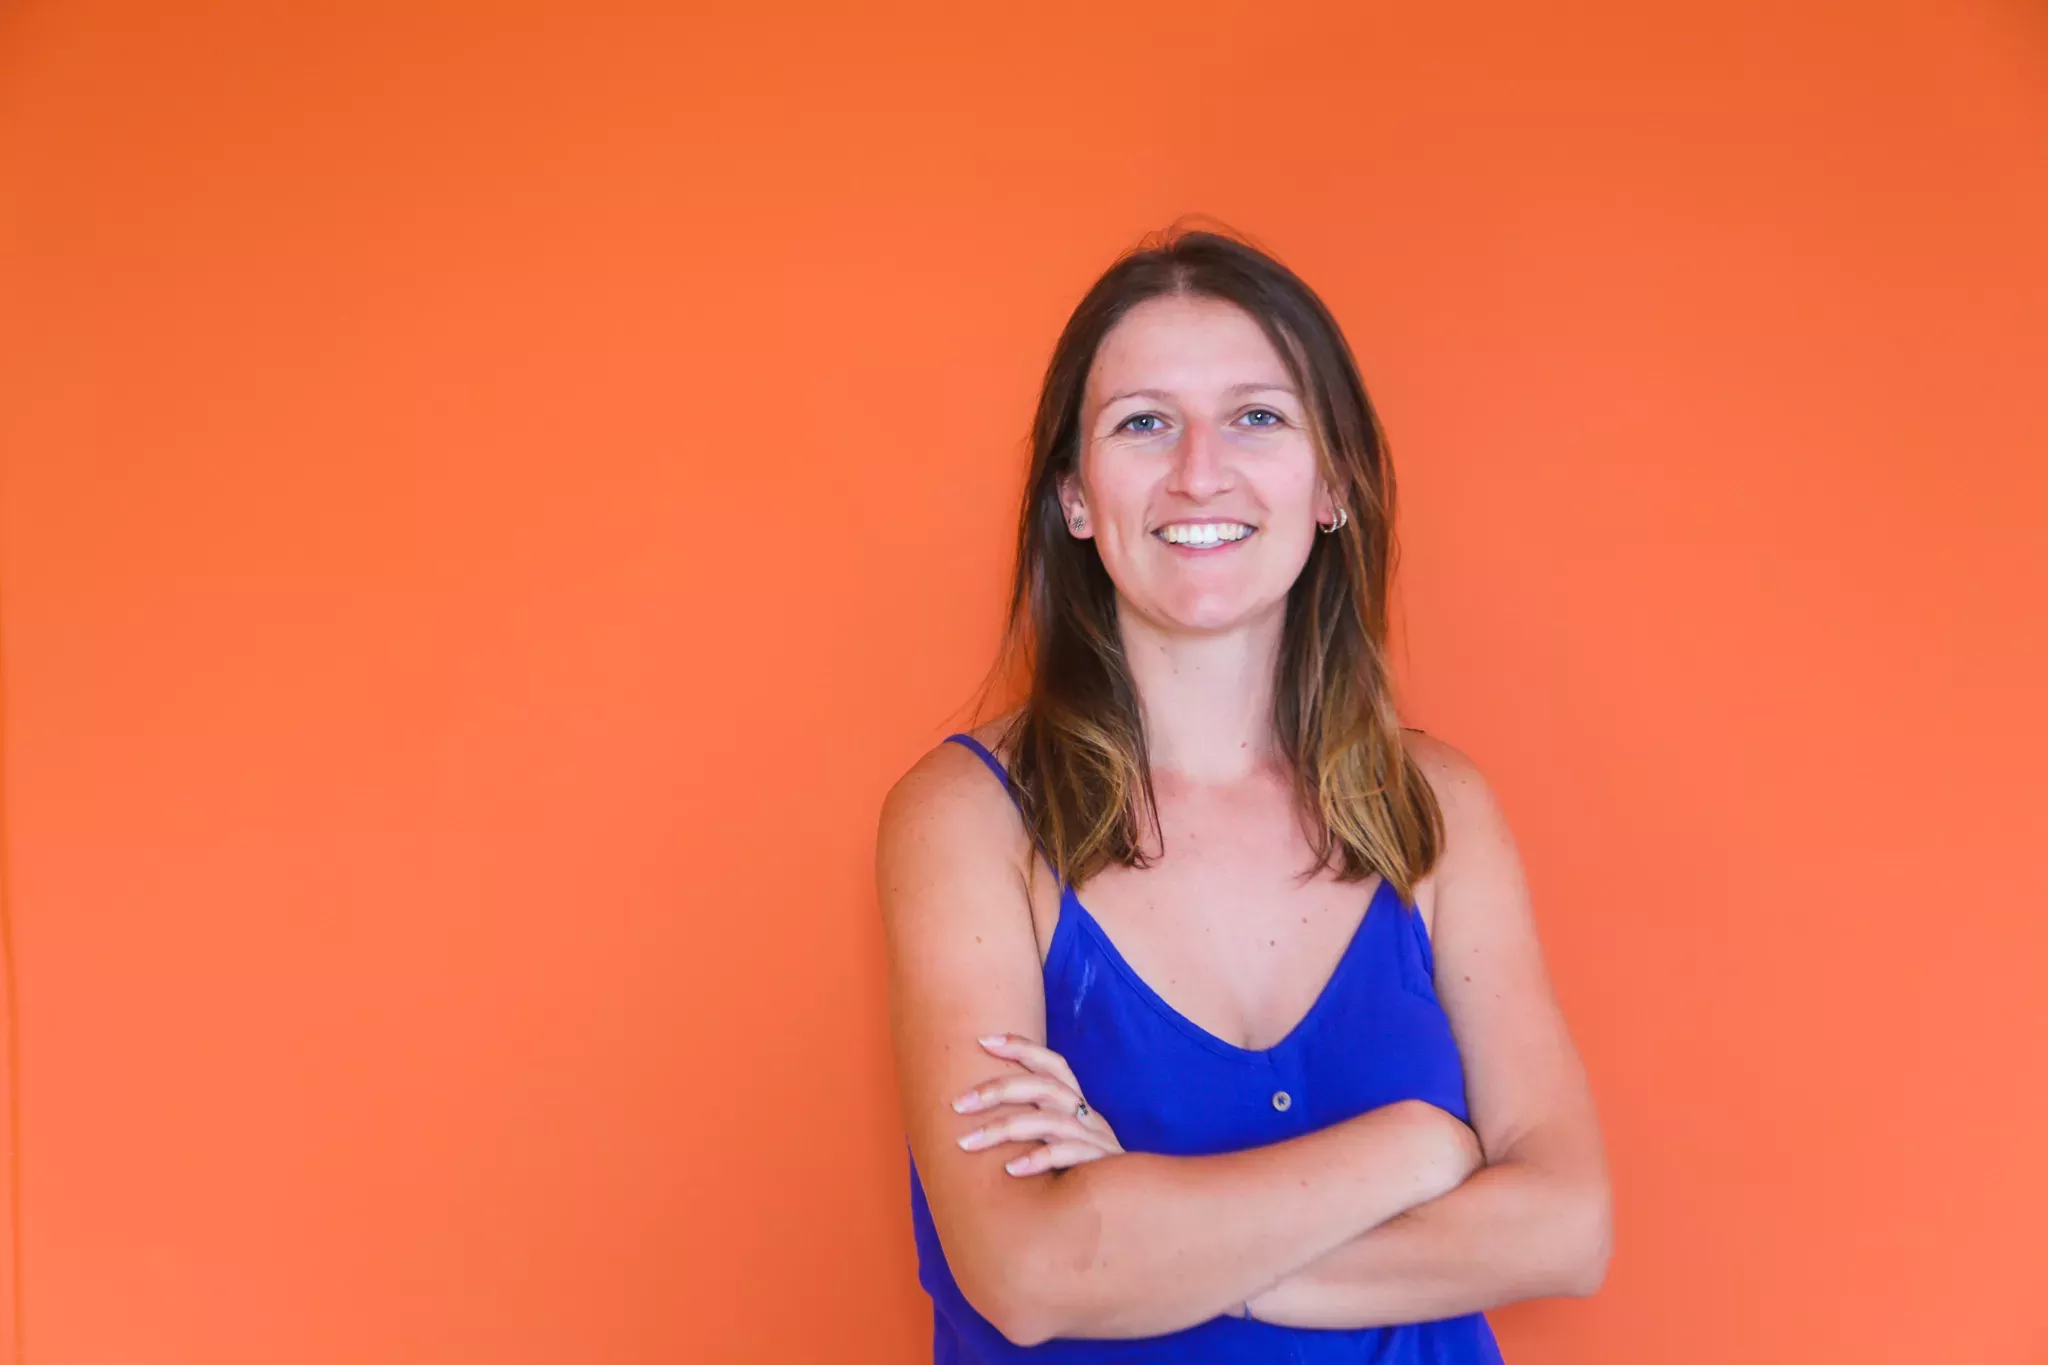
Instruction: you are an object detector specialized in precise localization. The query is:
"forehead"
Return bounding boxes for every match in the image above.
[1087,294,1294,401]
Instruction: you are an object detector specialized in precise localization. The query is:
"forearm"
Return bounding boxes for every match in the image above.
[984,1100,1469,1345]
[1243,1154,1613,1330]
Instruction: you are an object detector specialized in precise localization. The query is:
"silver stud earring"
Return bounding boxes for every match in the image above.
[1069,511,1087,531]
[1319,507,1349,534]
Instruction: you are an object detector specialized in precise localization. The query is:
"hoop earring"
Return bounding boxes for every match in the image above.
[1319,507,1349,534]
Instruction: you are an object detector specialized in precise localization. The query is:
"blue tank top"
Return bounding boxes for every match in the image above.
[907,734,1504,1363]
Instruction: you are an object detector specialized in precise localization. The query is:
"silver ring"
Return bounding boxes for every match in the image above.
[1075,1102,1091,1120]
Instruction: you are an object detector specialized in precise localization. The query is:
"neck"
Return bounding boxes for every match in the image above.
[1116,599,1285,785]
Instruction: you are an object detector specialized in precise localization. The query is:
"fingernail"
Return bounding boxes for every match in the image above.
[979,1034,1006,1047]
[1005,1156,1030,1175]
[957,1129,987,1150]
[952,1092,982,1113]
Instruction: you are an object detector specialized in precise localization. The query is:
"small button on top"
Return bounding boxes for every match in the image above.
[1271,1090,1293,1112]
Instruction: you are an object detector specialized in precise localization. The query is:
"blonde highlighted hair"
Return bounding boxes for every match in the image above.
[968,226,1442,903]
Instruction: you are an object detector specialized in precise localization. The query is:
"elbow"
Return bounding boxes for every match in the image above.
[969,1284,1065,1349]
[988,1305,1059,1350]
[1556,1178,1613,1298]
[955,1246,1073,1348]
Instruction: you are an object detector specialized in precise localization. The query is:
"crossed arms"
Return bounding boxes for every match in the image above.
[877,732,1610,1346]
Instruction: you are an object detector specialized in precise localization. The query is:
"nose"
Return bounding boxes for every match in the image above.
[1165,415,1229,501]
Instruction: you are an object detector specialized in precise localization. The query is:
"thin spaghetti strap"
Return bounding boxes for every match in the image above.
[942,733,1065,891]
[943,733,1015,800]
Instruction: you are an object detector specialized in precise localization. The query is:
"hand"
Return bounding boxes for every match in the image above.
[950,1032,1125,1176]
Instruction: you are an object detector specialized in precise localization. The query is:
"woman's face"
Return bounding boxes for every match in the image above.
[1061,293,1335,636]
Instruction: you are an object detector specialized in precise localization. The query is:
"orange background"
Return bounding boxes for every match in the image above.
[3,1,2045,1361]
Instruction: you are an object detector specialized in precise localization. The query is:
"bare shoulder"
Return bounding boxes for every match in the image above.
[1397,728,1523,924]
[1399,727,1499,825]
[879,718,1021,838]
[875,717,1034,925]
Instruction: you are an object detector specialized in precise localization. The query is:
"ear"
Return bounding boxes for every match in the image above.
[1312,482,1338,527]
[1056,472,1094,541]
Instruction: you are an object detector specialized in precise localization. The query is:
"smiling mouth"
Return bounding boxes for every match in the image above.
[1154,522,1256,549]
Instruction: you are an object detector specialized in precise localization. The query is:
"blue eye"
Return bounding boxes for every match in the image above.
[1243,408,1283,427]
[1118,413,1165,434]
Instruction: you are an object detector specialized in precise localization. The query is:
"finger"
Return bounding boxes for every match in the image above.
[977,1033,1083,1094]
[1004,1141,1115,1177]
[951,1074,1080,1116]
[957,1110,1100,1153]
[978,1034,1080,1090]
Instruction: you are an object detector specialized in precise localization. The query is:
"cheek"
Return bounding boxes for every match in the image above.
[1275,435,1325,492]
[1250,447,1324,518]
[1080,463,1153,528]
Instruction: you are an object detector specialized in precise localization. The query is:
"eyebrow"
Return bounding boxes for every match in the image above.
[1099,381,1298,406]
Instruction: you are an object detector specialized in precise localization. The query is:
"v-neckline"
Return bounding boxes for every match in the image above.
[1051,874,1393,1062]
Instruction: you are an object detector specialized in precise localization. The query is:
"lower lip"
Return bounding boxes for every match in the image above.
[1155,530,1255,555]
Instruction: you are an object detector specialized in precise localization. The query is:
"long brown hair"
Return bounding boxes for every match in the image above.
[970,225,1443,904]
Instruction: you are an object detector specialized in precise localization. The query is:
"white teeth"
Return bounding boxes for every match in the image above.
[1158,522,1253,546]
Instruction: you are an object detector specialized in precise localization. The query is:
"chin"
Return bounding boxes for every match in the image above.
[1153,593,1268,634]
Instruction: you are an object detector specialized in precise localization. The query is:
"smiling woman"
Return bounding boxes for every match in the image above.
[876,228,1610,1362]
[1066,293,1334,635]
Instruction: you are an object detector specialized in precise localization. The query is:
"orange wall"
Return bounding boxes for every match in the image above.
[2,1,2045,1361]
